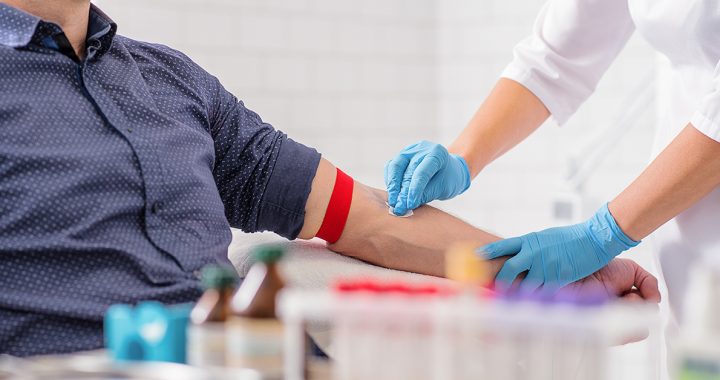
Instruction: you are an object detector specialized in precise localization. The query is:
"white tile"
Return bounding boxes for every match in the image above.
[334,22,381,55]
[337,98,382,131]
[265,56,312,91]
[289,96,340,132]
[287,17,336,53]
[236,13,290,50]
[185,11,238,48]
[265,0,310,12]
[308,0,359,16]
[357,61,401,93]
[313,59,360,92]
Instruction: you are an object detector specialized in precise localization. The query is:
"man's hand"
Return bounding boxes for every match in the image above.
[565,258,661,303]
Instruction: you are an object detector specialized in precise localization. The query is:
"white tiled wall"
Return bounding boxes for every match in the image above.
[97,0,658,252]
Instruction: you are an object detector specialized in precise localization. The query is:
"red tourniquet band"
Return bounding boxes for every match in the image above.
[316,168,354,243]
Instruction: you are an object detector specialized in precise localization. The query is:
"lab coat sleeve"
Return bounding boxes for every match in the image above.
[690,62,720,142]
[501,0,635,125]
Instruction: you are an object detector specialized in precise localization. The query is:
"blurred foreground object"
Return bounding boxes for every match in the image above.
[188,265,239,367]
[227,245,287,377]
[0,351,263,380]
[674,258,720,380]
[279,278,660,380]
[445,242,491,287]
[104,302,191,364]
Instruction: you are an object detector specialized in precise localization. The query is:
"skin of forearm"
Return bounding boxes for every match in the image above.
[328,184,501,277]
[448,78,550,177]
[298,158,502,277]
[610,124,720,240]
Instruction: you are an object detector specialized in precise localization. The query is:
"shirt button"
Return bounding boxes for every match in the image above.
[126,128,133,133]
[193,270,202,280]
[151,201,163,214]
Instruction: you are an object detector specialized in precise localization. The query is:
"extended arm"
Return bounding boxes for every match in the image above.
[299,159,497,277]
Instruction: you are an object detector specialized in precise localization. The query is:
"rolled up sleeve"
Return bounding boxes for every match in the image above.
[501,0,635,125]
[209,78,321,239]
[690,61,720,142]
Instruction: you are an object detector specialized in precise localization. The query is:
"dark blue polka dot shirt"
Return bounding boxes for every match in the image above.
[0,4,320,356]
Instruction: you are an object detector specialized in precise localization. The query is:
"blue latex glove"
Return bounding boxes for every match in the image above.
[384,141,471,216]
[479,203,640,292]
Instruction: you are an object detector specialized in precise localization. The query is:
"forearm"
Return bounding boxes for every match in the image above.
[610,124,720,240]
[296,160,658,302]
[298,158,500,277]
[329,184,500,277]
[448,78,550,176]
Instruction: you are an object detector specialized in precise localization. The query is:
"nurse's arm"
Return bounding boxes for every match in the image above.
[448,79,550,176]
[609,124,720,241]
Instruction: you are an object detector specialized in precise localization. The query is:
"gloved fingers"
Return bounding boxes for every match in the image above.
[477,237,523,260]
[494,253,533,291]
[393,154,425,216]
[385,154,412,207]
[518,264,545,294]
[406,149,446,209]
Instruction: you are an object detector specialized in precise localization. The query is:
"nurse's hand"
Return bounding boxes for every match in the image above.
[479,203,640,292]
[384,141,471,216]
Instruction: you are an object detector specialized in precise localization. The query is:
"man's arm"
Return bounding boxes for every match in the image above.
[298,159,497,277]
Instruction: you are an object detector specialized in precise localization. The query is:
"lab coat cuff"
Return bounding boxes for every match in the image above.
[501,64,573,126]
[690,112,720,143]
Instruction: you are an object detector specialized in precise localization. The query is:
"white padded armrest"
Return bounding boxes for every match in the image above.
[227,229,452,355]
[228,229,451,289]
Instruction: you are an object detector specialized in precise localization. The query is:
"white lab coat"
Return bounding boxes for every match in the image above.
[501,0,720,330]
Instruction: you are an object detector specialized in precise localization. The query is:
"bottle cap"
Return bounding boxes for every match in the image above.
[252,244,285,263]
[200,265,238,290]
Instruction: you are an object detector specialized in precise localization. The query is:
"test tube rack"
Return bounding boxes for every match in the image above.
[278,281,662,380]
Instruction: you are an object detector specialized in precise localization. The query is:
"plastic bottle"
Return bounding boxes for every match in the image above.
[187,265,238,367]
[226,245,286,376]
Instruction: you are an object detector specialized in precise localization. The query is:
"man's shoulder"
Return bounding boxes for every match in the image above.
[114,35,214,83]
[114,35,192,65]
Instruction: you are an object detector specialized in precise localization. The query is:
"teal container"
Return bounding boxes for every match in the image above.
[105,301,192,364]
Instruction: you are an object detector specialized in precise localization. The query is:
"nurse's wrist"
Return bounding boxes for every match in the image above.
[606,201,644,244]
[448,147,484,178]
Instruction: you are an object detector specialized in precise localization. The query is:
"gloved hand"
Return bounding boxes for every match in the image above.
[384,141,471,216]
[479,203,640,292]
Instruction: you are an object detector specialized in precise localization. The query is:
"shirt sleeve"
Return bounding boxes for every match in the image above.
[208,78,321,239]
[690,61,720,142]
[501,0,635,125]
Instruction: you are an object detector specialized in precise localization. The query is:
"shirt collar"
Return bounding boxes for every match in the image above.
[0,3,117,52]
[0,3,42,48]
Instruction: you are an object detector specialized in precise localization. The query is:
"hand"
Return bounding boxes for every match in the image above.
[384,141,471,216]
[480,203,640,292]
[566,258,660,303]
[567,258,660,344]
